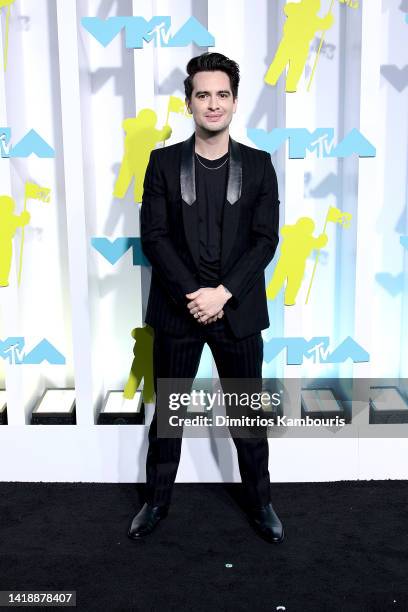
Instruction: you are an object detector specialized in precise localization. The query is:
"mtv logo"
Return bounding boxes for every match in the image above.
[91,238,150,266]
[0,338,65,365]
[247,128,376,159]
[0,128,54,158]
[264,336,369,365]
[81,16,214,49]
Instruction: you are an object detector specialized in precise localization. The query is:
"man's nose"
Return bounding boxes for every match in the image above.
[208,96,220,110]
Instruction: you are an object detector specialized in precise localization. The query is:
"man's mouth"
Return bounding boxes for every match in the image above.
[206,114,222,121]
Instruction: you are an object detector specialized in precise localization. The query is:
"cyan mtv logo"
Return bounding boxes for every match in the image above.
[0,128,55,158]
[81,16,214,48]
[0,338,65,365]
[247,128,376,159]
[91,238,150,266]
[264,336,369,365]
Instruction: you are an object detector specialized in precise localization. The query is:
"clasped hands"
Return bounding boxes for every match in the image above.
[185,285,231,326]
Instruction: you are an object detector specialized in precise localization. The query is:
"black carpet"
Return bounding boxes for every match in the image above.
[0,480,407,611]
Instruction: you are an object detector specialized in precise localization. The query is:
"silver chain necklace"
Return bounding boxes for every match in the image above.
[195,152,229,170]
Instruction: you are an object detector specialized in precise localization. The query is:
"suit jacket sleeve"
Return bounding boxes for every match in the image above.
[221,152,280,306]
[140,150,201,307]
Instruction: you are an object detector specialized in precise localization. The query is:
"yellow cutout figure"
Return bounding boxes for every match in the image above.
[17,182,51,286]
[166,95,191,119]
[1,0,15,71]
[304,205,351,303]
[264,0,335,93]
[123,325,155,404]
[0,196,30,287]
[25,182,51,203]
[162,95,192,148]
[266,217,328,305]
[113,109,172,203]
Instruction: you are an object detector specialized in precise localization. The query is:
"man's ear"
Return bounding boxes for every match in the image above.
[185,99,192,114]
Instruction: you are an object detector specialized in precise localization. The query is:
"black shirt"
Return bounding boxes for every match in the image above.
[195,151,229,288]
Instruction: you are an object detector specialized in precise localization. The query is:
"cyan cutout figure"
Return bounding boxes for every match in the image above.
[264,0,335,93]
[0,0,15,71]
[113,109,172,203]
[123,325,154,404]
[0,195,30,287]
[266,217,328,306]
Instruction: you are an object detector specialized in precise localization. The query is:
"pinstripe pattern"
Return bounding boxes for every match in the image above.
[145,318,272,509]
[145,270,198,338]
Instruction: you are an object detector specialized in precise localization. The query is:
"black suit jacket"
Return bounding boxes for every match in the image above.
[140,133,280,339]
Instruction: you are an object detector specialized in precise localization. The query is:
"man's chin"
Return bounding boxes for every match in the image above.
[199,122,230,135]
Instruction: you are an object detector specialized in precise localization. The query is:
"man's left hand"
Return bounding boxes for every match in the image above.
[186,285,231,323]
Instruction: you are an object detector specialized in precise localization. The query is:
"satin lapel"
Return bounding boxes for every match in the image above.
[180,134,200,270]
[220,137,242,269]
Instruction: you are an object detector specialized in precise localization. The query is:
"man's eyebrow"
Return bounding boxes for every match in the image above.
[194,90,231,95]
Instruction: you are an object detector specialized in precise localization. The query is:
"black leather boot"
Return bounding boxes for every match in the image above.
[127,503,169,539]
[249,502,284,543]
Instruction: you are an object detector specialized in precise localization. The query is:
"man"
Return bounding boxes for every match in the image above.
[128,52,283,543]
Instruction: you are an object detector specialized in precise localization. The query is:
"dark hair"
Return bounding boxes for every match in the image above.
[184,52,240,101]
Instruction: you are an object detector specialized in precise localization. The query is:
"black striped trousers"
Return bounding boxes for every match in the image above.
[145,316,272,509]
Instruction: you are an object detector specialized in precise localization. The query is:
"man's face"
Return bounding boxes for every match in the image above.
[186,70,237,134]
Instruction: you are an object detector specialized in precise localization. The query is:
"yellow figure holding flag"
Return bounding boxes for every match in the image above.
[166,95,191,118]
[113,109,172,204]
[0,195,30,287]
[161,95,192,148]
[17,182,51,286]
[266,217,328,305]
[264,0,335,93]
[123,326,154,404]
[267,206,352,305]
[304,205,351,303]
